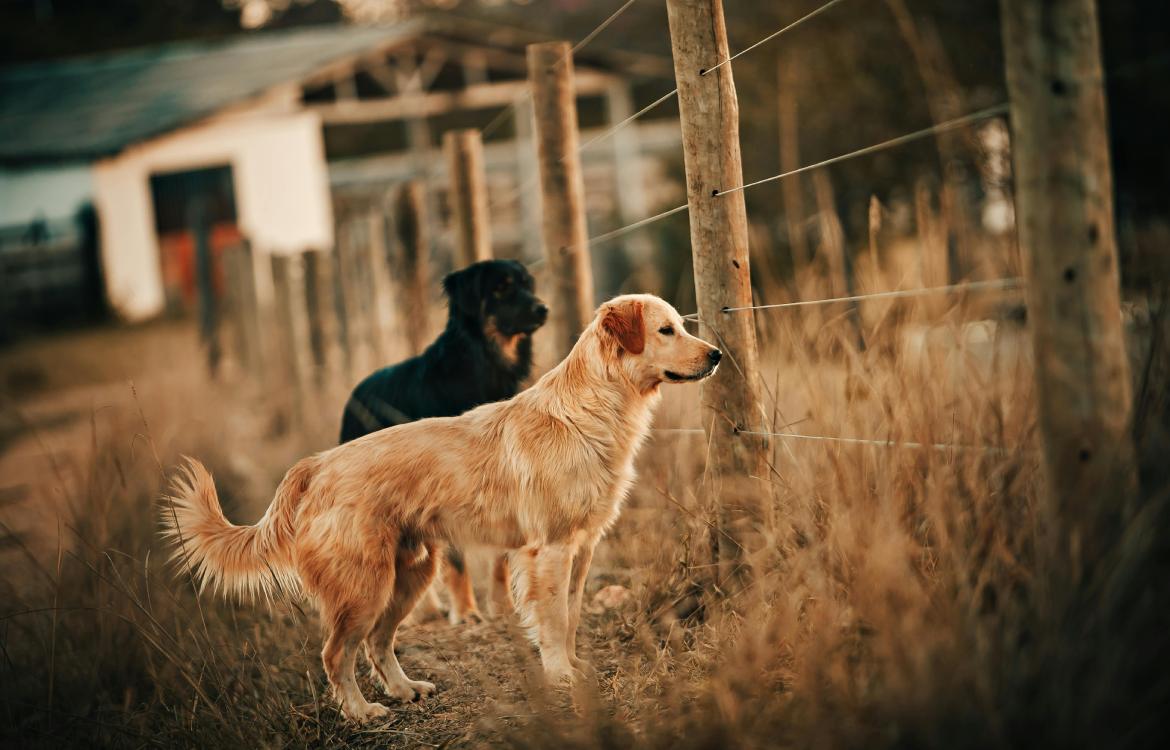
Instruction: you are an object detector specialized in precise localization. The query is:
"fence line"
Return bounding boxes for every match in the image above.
[572,0,638,55]
[737,430,1008,454]
[715,104,1010,197]
[688,277,1024,319]
[655,427,1008,455]
[587,203,690,246]
[700,0,852,77]
[578,87,680,153]
[586,105,1010,247]
[481,0,640,140]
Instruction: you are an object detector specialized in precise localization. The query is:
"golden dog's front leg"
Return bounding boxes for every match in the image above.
[524,544,578,685]
[565,534,599,669]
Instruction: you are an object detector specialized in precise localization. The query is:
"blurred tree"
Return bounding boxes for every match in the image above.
[0,0,242,62]
[0,0,343,62]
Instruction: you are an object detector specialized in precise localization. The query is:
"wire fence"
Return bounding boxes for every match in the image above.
[485,0,1024,457]
[658,427,1011,455]
[482,0,641,142]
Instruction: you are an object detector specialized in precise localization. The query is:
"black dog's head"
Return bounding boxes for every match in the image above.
[442,260,548,336]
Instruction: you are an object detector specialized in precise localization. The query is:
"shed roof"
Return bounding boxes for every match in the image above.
[0,24,414,164]
[0,16,667,166]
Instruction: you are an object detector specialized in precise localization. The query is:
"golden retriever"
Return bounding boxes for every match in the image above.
[161,293,720,721]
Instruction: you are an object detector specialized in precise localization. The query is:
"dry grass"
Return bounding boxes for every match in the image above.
[1,271,1168,749]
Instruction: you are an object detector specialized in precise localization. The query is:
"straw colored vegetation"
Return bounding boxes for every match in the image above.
[1,272,1167,749]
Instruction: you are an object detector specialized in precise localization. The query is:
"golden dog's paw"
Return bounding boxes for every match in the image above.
[408,679,436,699]
[543,663,584,688]
[382,678,436,703]
[448,608,484,626]
[343,700,392,723]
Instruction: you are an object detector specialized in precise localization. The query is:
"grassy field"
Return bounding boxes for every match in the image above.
[1,281,1167,749]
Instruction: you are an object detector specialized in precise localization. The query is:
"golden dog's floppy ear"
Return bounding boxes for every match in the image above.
[601,299,645,354]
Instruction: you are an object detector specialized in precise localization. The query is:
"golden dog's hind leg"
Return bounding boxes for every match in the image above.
[321,593,392,722]
[366,542,440,702]
[525,545,577,684]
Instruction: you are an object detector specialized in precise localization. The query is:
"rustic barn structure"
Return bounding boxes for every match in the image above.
[0,16,678,326]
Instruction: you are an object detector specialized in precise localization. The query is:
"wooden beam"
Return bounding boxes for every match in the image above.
[312,73,615,125]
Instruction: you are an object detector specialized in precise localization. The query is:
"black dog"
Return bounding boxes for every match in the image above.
[340,259,546,440]
[339,259,547,621]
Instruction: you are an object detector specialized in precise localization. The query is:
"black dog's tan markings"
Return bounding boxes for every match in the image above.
[340,260,547,442]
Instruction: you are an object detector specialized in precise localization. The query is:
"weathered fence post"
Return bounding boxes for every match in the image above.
[222,240,263,379]
[270,253,312,425]
[443,129,493,267]
[334,216,374,377]
[1000,0,1135,542]
[302,248,342,383]
[366,209,397,363]
[666,0,771,576]
[395,181,432,356]
[528,41,595,359]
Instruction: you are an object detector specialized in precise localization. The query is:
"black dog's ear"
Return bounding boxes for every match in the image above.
[443,265,486,318]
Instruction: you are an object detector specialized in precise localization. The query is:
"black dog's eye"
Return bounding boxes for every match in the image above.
[658,325,674,336]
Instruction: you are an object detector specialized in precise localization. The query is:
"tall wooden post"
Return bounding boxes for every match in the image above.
[512,96,543,264]
[366,210,397,363]
[302,248,342,383]
[443,129,493,267]
[270,253,312,425]
[1000,0,1135,538]
[334,217,373,377]
[222,240,263,379]
[528,41,595,358]
[666,0,771,575]
[395,181,432,356]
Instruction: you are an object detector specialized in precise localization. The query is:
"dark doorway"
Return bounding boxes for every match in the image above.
[149,165,242,314]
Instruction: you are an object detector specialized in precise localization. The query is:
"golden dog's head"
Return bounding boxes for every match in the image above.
[597,294,721,392]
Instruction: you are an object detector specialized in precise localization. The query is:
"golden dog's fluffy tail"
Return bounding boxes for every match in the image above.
[160,457,313,601]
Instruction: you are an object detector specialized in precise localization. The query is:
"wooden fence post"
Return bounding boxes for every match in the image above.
[302,248,342,383]
[222,240,263,379]
[270,253,312,425]
[528,41,595,359]
[666,0,771,576]
[366,209,398,364]
[334,217,375,377]
[1000,0,1135,541]
[443,129,493,267]
[395,181,432,356]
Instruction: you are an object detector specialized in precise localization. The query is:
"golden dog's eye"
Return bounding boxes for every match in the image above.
[658,325,674,336]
